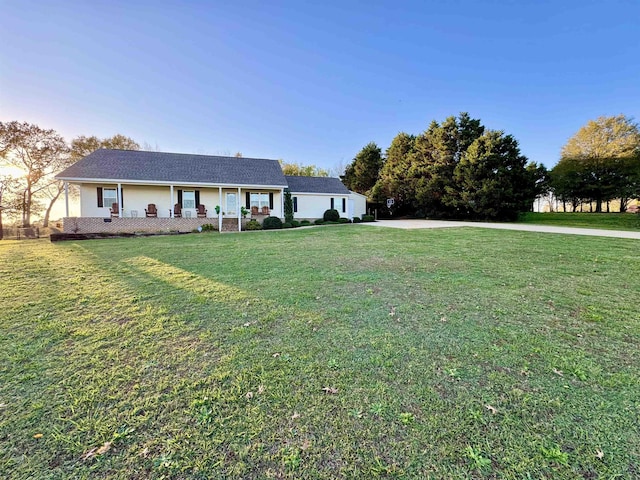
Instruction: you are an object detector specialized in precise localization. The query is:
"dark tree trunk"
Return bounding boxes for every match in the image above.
[620,198,628,213]
[42,187,64,227]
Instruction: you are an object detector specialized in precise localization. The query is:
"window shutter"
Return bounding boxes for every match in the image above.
[342,198,346,213]
[246,192,250,208]
[195,190,200,207]
[293,197,298,213]
[97,187,103,207]
[177,189,183,205]
[120,188,124,207]
[331,198,334,209]
[269,192,274,209]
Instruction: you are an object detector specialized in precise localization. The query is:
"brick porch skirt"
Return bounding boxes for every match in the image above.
[63,217,250,234]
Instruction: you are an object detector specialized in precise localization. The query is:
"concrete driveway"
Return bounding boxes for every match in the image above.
[361,219,640,239]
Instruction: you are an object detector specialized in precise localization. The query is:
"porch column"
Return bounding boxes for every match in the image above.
[117,183,123,218]
[218,186,223,232]
[170,185,174,217]
[237,187,241,231]
[281,188,285,219]
[64,182,69,217]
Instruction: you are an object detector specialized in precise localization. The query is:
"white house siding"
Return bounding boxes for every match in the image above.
[292,193,349,220]
[79,184,284,219]
[349,192,367,220]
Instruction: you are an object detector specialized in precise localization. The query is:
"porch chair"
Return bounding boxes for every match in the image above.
[251,206,259,216]
[173,203,182,218]
[110,202,119,218]
[145,204,158,217]
[196,204,207,218]
[261,205,270,215]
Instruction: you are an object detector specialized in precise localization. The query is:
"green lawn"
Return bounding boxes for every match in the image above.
[1,226,639,479]
[518,212,640,231]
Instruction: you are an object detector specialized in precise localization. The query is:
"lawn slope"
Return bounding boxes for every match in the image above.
[1,227,638,479]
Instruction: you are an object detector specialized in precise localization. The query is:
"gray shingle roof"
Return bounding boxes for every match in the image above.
[285,176,351,194]
[56,149,288,187]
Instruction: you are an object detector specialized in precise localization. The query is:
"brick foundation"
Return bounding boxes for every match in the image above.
[63,217,250,234]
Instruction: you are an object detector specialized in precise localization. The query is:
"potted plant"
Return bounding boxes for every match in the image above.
[241,206,249,218]
[215,205,221,215]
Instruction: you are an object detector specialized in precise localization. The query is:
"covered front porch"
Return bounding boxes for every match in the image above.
[64,181,284,233]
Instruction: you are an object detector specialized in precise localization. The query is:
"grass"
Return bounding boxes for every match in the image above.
[1,226,639,479]
[517,212,640,231]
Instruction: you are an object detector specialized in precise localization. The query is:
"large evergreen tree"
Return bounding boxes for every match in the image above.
[446,131,538,220]
[343,142,383,195]
[371,133,415,212]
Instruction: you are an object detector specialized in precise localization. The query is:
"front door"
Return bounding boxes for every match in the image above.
[226,192,237,215]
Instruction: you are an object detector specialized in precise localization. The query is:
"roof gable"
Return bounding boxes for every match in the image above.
[57,149,288,187]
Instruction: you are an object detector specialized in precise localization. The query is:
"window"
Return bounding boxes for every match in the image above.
[342,198,346,213]
[330,198,334,209]
[183,190,196,209]
[293,196,298,213]
[103,188,117,209]
[250,192,270,209]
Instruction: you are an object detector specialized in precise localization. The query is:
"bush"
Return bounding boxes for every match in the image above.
[362,215,375,222]
[283,222,293,229]
[201,223,216,231]
[291,220,300,227]
[338,217,349,223]
[314,219,325,225]
[323,209,340,222]
[262,216,283,230]
[324,221,339,225]
[245,220,262,230]
[352,217,362,223]
[300,220,311,226]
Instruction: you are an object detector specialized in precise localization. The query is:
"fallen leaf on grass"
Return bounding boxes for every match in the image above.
[301,439,311,450]
[33,433,43,439]
[96,442,111,455]
[82,441,112,460]
[257,385,265,394]
[245,391,254,399]
[322,387,338,394]
[389,306,396,317]
[291,412,300,420]
[595,449,604,459]
[553,369,564,376]
[484,404,497,414]
[272,352,281,358]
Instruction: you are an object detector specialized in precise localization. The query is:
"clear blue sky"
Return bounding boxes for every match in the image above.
[1,0,638,170]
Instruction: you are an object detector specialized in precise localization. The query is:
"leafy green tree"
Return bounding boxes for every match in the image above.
[280,161,329,177]
[445,131,541,221]
[0,121,69,227]
[70,134,140,161]
[371,133,415,212]
[412,113,485,217]
[0,175,19,239]
[283,188,294,223]
[555,115,640,212]
[343,142,383,195]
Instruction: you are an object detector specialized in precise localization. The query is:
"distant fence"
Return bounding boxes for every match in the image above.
[1,226,41,240]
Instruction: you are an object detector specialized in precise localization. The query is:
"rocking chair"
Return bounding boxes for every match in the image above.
[145,203,158,217]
